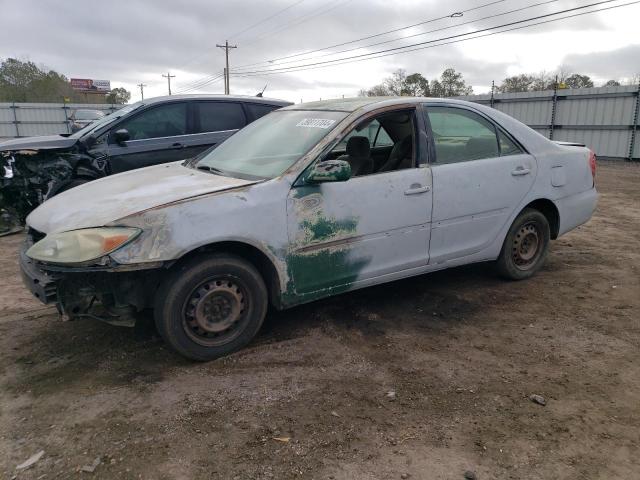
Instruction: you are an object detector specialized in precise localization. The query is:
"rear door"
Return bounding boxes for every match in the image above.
[106,101,194,173]
[183,101,249,158]
[424,104,537,264]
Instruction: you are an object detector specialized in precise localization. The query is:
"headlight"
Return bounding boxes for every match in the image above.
[26,227,141,264]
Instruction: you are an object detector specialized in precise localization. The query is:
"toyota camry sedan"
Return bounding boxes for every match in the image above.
[20,97,598,361]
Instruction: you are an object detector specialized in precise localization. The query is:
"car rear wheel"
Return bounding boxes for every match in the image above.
[496,208,550,280]
[154,253,268,361]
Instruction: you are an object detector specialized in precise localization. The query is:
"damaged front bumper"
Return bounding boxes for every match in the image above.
[19,232,165,327]
[19,237,59,304]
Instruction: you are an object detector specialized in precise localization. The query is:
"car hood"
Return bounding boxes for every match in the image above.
[27,161,258,234]
[0,135,78,152]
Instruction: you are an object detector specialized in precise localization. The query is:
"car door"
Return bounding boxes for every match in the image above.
[106,101,195,173]
[424,103,537,264]
[183,101,249,159]
[286,107,433,296]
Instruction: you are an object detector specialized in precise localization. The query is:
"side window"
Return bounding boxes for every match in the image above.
[245,103,279,121]
[335,119,393,151]
[116,103,187,141]
[373,122,393,147]
[326,110,415,177]
[196,102,246,133]
[426,106,499,164]
[498,130,523,156]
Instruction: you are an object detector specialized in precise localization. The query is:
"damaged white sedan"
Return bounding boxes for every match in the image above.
[20,97,597,360]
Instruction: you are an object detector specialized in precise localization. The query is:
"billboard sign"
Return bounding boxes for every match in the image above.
[70,78,111,92]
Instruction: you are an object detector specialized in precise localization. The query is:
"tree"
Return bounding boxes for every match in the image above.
[105,87,131,104]
[0,57,76,102]
[430,68,473,97]
[564,73,594,89]
[498,74,534,93]
[362,84,391,96]
[530,71,554,91]
[603,79,621,87]
[383,69,408,96]
[403,73,429,96]
[361,67,471,98]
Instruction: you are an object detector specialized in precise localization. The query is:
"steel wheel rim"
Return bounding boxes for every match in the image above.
[512,221,542,270]
[182,276,249,347]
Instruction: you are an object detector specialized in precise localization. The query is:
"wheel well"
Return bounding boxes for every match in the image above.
[177,241,283,309]
[524,199,559,239]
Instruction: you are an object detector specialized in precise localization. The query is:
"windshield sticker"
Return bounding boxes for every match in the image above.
[296,118,336,129]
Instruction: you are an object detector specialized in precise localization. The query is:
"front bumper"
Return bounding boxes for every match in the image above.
[19,241,59,304]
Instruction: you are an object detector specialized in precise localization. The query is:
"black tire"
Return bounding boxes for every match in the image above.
[496,208,550,280]
[154,253,268,361]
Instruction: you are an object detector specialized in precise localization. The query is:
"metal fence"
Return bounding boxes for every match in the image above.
[459,84,640,161]
[0,103,123,139]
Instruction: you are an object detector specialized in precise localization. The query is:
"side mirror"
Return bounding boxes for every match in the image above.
[306,160,351,184]
[113,128,130,145]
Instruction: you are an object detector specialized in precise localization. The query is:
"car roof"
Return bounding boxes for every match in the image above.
[281,96,477,113]
[142,94,292,107]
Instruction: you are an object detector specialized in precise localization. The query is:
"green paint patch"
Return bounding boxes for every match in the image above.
[283,248,370,306]
[282,212,369,305]
[300,215,358,243]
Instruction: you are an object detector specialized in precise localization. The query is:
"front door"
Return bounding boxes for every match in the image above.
[424,104,537,264]
[107,101,199,173]
[286,108,433,298]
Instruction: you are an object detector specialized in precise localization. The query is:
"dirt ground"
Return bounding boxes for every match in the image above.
[1,162,638,480]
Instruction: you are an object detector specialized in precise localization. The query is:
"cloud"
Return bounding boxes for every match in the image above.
[0,0,638,101]
[561,44,640,81]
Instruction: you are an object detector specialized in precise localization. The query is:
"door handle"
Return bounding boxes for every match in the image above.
[404,185,431,195]
[511,167,531,176]
[171,142,185,149]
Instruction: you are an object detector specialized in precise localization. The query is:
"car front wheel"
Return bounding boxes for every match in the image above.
[154,253,268,361]
[496,208,550,280]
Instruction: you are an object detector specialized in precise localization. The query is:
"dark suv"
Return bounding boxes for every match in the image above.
[0,95,292,230]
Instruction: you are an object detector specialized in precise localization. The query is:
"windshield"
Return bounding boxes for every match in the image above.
[194,110,347,179]
[70,102,143,138]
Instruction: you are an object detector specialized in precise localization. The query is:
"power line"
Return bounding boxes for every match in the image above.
[234,0,507,69]
[174,72,223,92]
[241,0,354,47]
[162,72,176,95]
[170,1,308,73]
[229,0,639,77]
[233,0,560,73]
[227,0,308,40]
[230,0,627,76]
[173,72,225,95]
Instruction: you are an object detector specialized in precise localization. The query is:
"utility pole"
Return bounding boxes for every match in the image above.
[162,72,175,95]
[216,40,237,94]
[137,83,147,100]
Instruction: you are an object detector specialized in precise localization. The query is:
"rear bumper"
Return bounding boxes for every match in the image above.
[19,241,58,304]
[556,187,598,237]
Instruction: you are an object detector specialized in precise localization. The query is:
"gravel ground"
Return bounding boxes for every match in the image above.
[0,162,638,480]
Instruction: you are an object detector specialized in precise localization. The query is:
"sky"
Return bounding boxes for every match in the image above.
[0,0,639,103]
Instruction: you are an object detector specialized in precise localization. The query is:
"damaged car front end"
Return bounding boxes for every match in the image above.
[20,225,163,326]
[1,146,108,234]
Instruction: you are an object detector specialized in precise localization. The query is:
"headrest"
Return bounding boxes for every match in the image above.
[346,136,370,158]
[465,136,499,160]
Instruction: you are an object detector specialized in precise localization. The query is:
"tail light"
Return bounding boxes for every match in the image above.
[588,150,596,182]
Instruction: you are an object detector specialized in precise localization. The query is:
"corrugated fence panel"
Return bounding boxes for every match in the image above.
[0,103,123,139]
[461,85,640,160]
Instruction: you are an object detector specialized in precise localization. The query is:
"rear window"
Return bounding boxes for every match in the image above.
[245,103,279,121]
[196,102,246,133]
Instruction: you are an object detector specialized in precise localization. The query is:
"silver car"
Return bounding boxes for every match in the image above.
[20,97,598,360]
